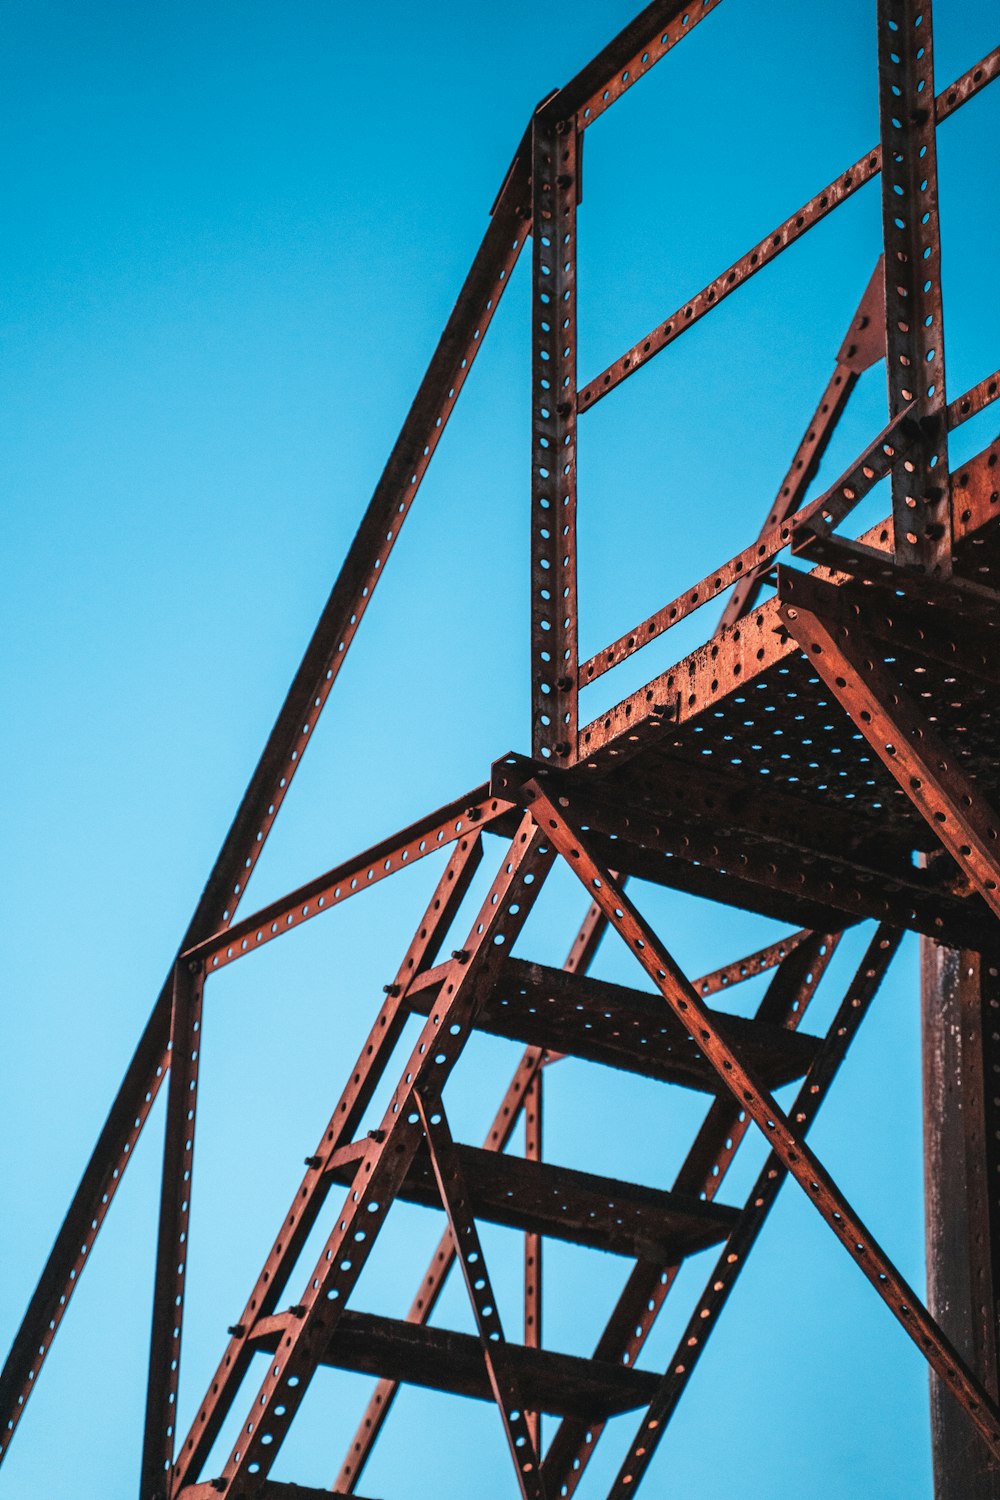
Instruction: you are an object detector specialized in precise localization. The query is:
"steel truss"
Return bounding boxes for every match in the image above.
[5,1,1000,1495]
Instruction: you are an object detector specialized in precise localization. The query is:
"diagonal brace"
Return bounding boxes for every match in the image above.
[607,924,902,1495]
[524,783,1000,1462]
[415,1090,546,1500]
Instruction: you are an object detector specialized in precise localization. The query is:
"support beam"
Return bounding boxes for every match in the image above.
[923,943,1000,1499]
[523,1067,543,1454]
[415,1092,545,1500]
[140,963,204,1500]
[877,0,951,573]
[531,111,579,762]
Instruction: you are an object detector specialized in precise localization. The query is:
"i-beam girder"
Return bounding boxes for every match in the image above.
[4,0,1000,1495]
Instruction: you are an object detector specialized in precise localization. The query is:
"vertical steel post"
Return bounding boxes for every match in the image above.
[923,942,1000,1499]
[523,1068,543,1452]
[530,109,579,762]
[876,0,951,574]
[140,960,204,1500]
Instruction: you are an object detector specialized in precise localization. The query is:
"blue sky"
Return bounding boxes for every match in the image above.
[3,2,1000,1495]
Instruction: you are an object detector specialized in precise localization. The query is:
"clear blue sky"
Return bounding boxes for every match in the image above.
[3,2,999,1496]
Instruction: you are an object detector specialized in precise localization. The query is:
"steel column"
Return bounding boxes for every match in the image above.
[531,111,579,762]
[140,962,204,1500]
[923,942,1000,1499]
[877,0,951,573]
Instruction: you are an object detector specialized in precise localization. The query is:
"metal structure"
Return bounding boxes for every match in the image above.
[4,2,1000,1495]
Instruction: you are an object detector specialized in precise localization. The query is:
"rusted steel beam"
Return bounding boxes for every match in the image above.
[778,567,1000,922]
[184,786,513,973]
[414,1091,544,1500]
[177,820,552,1490]
[550,0,724,131]
[333,891,613,1494]
[577,47,999,414]
[578,408,915,687]
[531,112,579,762]
[877,0,951,574]
[718,263,885,630]
[948,369,1000,433]
[691,928,812,997]
[140,964,205,1500]
[606,926,902,1496]
[173,835,483,1486]
[0,131,533,1461]
[923,944,1000,1500]
[526,783,1000,1460]
[541,929,841,1493]
[523,1065,543,1454]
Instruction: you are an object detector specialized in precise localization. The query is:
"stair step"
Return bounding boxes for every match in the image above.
[409,958,820,1092]
[181,1485,380,1500]
[248,1309,661,1419]
[327,1141,737,1261]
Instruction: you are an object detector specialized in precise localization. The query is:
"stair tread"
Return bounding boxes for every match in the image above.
[249,1308,662,1419]
[326,1141,737,1261]
[409,957,820,1092]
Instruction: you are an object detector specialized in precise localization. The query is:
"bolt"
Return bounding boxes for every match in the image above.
[187,958,202,975]
[554,742,570,756]
[557,173,574,189]
[555,118,571,135]
[382,983,400,996]
[367,1128,386,1143]
[304,1155,321,1169]
[290,1304,307,1319]
[451,948,469,964]
[227,1323,245,1338]
[555,675,573,691]
[464,805,482,821]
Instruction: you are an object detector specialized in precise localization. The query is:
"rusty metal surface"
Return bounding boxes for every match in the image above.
[531,112,579,763]
[334,892,613,1494]
[923,943,1000,1499]
[877,0,951,575]
[541,928,841,1495]
[141,964,204,1500]
[415,1091,544,1499]
[6,1,1000,1494]
[527,782,1000,1460]
[606,925,902,1496]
